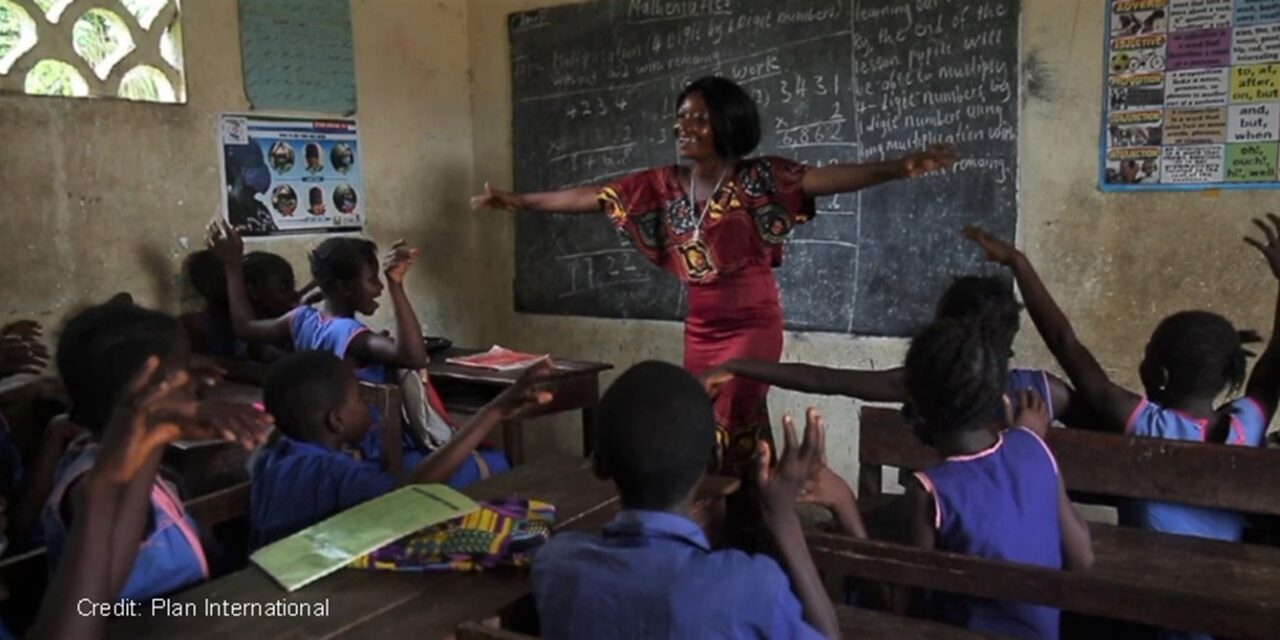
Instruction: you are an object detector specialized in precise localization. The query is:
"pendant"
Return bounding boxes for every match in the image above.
[678,237,715,280]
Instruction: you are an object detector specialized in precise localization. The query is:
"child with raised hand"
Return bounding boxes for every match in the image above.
[29,355,201,640]
[901,318,1093,639]
[0,319,49,379]
[965,221,1280,544]
[42,299,271,603]
[700,275,1084,426]
[533,361,841,640]
[249,350,552,548]
[210,222,474,468]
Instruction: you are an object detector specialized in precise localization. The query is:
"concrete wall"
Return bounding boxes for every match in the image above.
[0,0,496,347]
[469,0,1280,480]
[2,0,1274,480]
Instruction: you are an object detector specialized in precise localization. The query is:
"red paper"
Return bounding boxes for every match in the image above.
[446,346,549,371]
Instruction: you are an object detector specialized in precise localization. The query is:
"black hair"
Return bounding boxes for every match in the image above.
[185,249,228,311]
[904,318,1009,435]
[593,361,715,510]
[243,251,294,288]
[263,350,353,441]
[935,275,1020,357]
[57,299,185,433]
[308,237,377,292]
[1146,311,1247,399]
[677,76,761,158]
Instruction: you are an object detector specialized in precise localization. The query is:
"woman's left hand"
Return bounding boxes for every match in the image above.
[899,145,958,178]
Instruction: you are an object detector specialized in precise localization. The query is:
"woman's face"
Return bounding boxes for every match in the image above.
[675,91,717,161]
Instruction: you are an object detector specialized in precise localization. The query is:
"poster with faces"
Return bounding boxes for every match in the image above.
[219,114,365,236]
[1102,0,1280,191]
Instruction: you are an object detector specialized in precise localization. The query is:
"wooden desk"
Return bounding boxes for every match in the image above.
[161,382,264,499]
[427,348,613,464]
[109,457,735,639]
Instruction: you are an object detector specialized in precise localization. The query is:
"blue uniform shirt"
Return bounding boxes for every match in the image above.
[249,436,396,549]
[532,510,823,640]
[1123,396,1267,542]
[289,306,385,383]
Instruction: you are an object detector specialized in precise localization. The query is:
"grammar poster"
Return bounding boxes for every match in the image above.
[219,115,365,236]
[1102,0,1280,190]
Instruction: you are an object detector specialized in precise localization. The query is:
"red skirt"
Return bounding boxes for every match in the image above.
[684,264,783,475]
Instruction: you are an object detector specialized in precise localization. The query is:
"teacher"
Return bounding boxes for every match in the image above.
[473,76,954,475]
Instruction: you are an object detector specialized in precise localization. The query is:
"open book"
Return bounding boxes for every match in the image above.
[445,345,550,371]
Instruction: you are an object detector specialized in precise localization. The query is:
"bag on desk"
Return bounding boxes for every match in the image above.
[349,498,555,572]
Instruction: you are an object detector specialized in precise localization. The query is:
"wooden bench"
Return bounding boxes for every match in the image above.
[857,406,1280,517]
[815,406,1280,638]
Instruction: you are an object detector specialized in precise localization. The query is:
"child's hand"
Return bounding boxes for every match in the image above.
[756,408,826,517]
[2,319,42,341]
[207,219,245,265]
[470,182,525,212]
[192,400,273,450]
[963,225,1022,266]
[187,354,228,388]
[1244,213,1280,280]
[490,359,556,420]
[900,145,958,178]
[95,357,198,484]
[0,332,48,376]
[1013,389,1051,438]
[698,366,734,397]
[798,464,858,514]
[382,239,419,284]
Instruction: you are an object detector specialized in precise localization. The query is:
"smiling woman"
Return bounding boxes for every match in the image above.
[473,76,955,475]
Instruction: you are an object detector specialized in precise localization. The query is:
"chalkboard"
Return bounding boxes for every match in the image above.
[508,0,1019,336]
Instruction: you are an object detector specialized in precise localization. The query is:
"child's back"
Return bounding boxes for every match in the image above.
[915,426,1062,637]
[534,511,818,639]
[1122,396,1267,541]
[533,361,838,640]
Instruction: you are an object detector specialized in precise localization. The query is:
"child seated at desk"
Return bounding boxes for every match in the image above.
[209,222,504,482]
[250,350,551,548]
[179,248,300,362]
[42,299,269,602]
[532,361,841,640]
[900,318,1094,639]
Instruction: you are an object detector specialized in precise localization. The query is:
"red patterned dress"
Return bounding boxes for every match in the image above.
[598,157,814,474]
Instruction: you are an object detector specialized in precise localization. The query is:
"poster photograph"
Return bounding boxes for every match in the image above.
[219,114,365,236]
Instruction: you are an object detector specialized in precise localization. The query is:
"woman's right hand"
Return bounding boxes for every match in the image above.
[470,182,525,212]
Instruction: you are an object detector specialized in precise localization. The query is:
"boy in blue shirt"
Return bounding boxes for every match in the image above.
[250,350,551,548]
[532,361,840,639]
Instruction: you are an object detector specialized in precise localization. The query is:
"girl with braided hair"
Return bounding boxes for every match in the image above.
[900,317,1094,640]
[965,219,1280,546]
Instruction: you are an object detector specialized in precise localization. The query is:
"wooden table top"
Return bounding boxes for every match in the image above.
[111,457,736,639]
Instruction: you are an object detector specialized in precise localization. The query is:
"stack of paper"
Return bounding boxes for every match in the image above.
[446,345,550,371]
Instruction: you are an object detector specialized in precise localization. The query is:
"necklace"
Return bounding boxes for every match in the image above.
[687,164,730,242]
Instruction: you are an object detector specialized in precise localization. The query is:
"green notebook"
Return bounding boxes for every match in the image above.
[251,484,479,591]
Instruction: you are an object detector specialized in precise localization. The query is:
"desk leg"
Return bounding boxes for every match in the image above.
[581,407,595,458]
[503,420,525,467]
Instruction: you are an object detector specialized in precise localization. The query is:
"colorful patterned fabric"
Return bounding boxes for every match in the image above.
[350,498,554,572]
[600,157,810,475]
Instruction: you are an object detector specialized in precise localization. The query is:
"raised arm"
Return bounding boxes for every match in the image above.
[1243,214,1280,421]
[756,410,841,640]
[702,359,905,402]
[209,221,292,345]
[964,227,1141,431]
[402,361,553,485]
[470,182,602,214]
[346,241,429,371]
[801,146,956,197]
